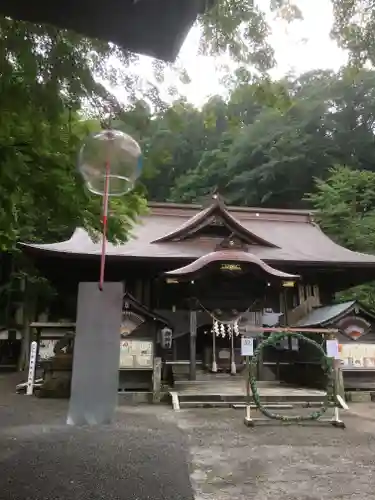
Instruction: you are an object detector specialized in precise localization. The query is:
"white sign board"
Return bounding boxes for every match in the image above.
[26,341,38,395]
[326,339,340,359]
[119,339,154,369]
[241,337,254,356]
[339,343,375,368]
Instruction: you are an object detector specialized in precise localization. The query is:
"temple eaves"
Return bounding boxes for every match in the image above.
[0,0,214,62]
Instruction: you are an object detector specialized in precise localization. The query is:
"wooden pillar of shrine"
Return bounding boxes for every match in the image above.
[189,310,197,380]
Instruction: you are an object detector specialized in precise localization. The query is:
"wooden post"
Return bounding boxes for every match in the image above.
[211,329,217,372]
[19,279,36,371]
[153,357,162,403]
[189,310,197,380]
[256,336,263,380]
[283,288,292,351]
[334,359,345,400]
[172,337,177,361]
[244,354,253,426]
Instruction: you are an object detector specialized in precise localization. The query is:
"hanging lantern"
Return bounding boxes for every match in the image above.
[78,129,142,196]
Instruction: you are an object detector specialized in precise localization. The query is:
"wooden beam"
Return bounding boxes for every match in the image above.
[30,322,76,329]
[244,327,338,335]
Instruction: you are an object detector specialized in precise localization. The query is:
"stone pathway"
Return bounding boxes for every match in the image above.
[153,403,375,499]
[2,373,375,499]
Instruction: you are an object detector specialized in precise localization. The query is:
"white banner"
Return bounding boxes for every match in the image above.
[26,341,38,395]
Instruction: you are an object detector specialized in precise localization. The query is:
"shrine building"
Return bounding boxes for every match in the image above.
[19,196,375,390]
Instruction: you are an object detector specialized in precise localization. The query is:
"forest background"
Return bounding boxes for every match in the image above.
[2,0,375,309]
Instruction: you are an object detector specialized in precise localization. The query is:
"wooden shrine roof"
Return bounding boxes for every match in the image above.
[296,300,375,328]
[1,0,212,62]
[20,200,375,268]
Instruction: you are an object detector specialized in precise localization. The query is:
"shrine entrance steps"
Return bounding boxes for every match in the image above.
[169,373,326,411]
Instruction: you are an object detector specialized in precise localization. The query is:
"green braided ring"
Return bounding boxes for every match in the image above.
[249,331,335,422]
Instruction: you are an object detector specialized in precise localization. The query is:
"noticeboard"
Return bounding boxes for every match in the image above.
[119,339,154,370]
[339,343,375,369]
[38,339,58,361]
[241,337,254,356]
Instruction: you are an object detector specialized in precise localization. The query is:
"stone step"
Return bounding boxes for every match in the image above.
[180,401,245,409]
[117,392,153,405]
[179,401,329,409]
[176,392,326,403]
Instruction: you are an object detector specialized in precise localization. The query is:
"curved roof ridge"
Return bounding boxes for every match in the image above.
[164,250,299,279]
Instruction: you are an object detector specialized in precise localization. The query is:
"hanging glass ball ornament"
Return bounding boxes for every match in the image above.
[78,129,142,196]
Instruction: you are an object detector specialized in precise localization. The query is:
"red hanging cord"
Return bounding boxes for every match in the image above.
[99,160,110,290]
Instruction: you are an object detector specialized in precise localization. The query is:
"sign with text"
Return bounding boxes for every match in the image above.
[220,263,242,272]
[339,343,375,368]
[241,337,254,356]
[326,339,339,359]
[119,339,154,370]
[26,341,38,395]
[282,280,296,288]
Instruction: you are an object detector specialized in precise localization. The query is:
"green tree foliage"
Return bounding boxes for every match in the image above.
[143,68,375,209]
[307,166,375,307]
[308,166,375,252]
[0,17,148,250]
[201,0,302,69]
[331,0,375,67]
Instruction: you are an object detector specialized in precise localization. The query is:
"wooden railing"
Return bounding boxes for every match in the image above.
[286,295,321,326]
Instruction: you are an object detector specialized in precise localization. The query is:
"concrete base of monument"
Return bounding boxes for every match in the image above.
[169,377,326,410]
[118,391,154,405]
[345,391,375,403]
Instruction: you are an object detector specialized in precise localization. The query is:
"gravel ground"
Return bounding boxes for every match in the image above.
[159,406,375,500]
[1,373,375,500]
[0,374,194,500]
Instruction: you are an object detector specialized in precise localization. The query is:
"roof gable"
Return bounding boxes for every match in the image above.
[152,195,278,248]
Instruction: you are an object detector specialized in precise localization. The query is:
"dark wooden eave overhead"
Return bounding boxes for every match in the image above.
[1,0,214,62]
